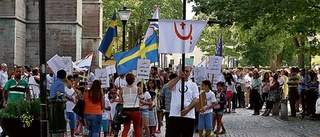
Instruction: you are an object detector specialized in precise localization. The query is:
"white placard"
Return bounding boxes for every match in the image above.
[209,74,220,90]
[207,56,223,74]
[194,67,207,84]
[137,59,151,79]
[47,54,66,75]
[106,65,117,74]
[95,68,110,88]
[61,56,72,75]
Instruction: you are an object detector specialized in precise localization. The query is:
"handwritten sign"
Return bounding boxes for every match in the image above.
[61,56,72,75]
[95,68,110,88]
[106,65,116,74]
[137,59,151,79]
[194,67,207,84]
[47,54,66,75]
[209,74,222,90]
[207,56,222,74]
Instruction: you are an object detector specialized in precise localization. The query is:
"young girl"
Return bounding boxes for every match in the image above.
[148,91,158,137]
[108,87,120,137]
[225,73,235,113]
[147,80,162,134]
[213,82,227,137]
[138,82,152,137]
[198,80,217,137]
[102,89,111,137]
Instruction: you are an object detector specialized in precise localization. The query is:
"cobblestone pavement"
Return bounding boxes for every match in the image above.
[2,108,318,137]
[118,108,320,137]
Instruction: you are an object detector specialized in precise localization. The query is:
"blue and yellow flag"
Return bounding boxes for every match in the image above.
[99,9,117,61]
[114,33,158,74]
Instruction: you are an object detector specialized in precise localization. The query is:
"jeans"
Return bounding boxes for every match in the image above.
[66,112,76,129]
[232,93,237,110]
[84,114,102,137]
[289,87,299,117]
[237,86,245,107]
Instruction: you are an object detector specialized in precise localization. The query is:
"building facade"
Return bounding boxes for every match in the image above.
[0,0,103,71]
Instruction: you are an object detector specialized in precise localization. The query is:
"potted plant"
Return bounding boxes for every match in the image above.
[0,99,40,137]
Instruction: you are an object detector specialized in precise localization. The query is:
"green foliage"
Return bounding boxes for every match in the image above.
[102,0,183,53]
[0,99,40,127]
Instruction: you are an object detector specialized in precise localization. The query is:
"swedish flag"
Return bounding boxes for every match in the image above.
[99,9,117,61]
[114,33,158,74]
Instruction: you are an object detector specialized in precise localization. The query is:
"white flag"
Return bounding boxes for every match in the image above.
[159,19,207,53]
[143,5,159,42]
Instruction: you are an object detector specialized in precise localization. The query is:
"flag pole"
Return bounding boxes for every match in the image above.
[181,0,186,112]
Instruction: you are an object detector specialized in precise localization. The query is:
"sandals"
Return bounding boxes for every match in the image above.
[156,130,161,134]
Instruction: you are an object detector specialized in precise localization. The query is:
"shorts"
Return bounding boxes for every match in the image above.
[198,112,212,130]
[226,91,233,99]
[101,119,110,132]
[141,109,149,117]
[212,110,224,115]
[76,114,82,121]
[66,112,76,129]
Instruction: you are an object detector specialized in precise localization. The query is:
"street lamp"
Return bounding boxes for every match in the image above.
[118,4,131,52]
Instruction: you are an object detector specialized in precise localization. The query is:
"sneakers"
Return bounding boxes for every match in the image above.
[219,130,226,134]
[231,109,236,113]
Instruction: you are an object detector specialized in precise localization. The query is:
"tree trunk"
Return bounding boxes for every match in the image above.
[276,50,283,69]
[292,37,305,68]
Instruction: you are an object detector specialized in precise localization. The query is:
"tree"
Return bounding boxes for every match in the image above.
[189,0,320,69]
[102,0,183,54]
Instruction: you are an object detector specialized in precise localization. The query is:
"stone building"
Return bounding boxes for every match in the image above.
[0,0,103,71]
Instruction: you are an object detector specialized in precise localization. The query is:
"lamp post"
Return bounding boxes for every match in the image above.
[118,4,131,52]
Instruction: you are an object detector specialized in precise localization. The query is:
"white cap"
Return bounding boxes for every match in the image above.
[1,63,7,67]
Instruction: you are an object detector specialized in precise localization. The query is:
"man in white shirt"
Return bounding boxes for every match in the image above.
[0,63,8,90]
[167,66,199,137]
[244,71,252,108]
[114,74,127,89]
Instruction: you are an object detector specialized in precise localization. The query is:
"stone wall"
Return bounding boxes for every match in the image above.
[0,0,102,70]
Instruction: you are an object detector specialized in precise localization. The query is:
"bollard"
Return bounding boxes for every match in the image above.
[272,101,280,115]
[280,99,288,120]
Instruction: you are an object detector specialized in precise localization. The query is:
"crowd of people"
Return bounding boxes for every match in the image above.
[0,62,319,137]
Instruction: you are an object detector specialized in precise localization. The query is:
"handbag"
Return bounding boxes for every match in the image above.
[114,104,129,124]
[114,93,138,124]
[72,98,85,118]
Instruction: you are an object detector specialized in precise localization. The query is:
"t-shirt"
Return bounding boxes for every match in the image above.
[203,90,217,114]
[3,78,29,102]
[29,75,40,98]
[141,92,151,109]
[50,78,65,98]
[0,70,8,88]
[102,97,111,120]
[46,74,53,90]
[65,86,76,112]
[115,77,127,88]
[110,97,119,120]
[169,81,199,119]
[160,84,172,112]
[226,81,236,93]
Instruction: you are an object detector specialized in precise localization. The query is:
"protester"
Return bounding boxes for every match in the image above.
[212,82,227,136]
[138,81,152,137]
[65,75,77,137]
[198,80,217,137]
[102,90,111,137]
[262,74,279,116]
[119,73,142,137]
[167,66,199,137]
[148,91,158,137]
[250,72,262,115]
[50,70,67,98]
[83,80,105,137]
[29,68,40,98]
[287,67,300,117]
[108,87,120,136]
[115,74,127,89]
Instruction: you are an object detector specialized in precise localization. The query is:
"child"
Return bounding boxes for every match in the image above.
[198,80,217,137]
[138,82,152,137]
[102,89,111,137]
[109,87,120,137]
[148,91,158,137]
[212,82,227,136]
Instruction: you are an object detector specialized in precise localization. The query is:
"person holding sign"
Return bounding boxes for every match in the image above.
[198,80,217,137]
[167,66,199,137]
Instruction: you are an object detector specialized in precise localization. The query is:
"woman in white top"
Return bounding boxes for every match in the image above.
[119,73,143,137]
[225,73,236,113]
[138,81,152,137]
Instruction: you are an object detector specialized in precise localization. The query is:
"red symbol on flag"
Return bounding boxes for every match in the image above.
[174,22,193,44]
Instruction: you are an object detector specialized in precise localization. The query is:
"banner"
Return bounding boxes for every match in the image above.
[95,68,110,88]
[159,19,207,53]
[207,56,223,74]
[136,59,151,79]
[47,54,66,75]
